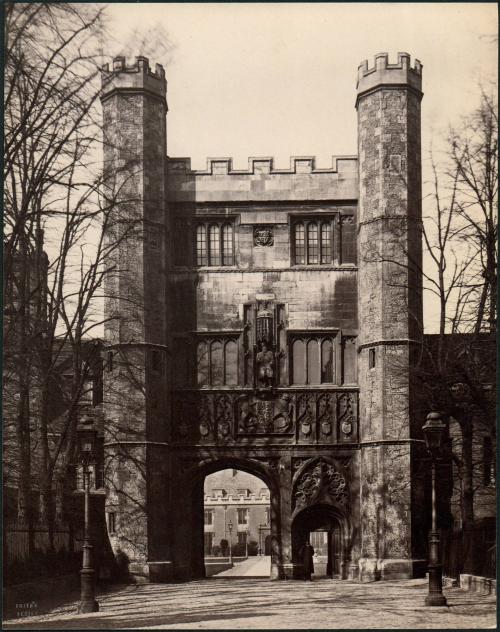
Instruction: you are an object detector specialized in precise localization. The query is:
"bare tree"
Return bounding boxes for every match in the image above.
[448,90,498,334]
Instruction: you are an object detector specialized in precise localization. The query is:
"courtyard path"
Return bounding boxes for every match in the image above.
[216,555,271,577]
[2,577,496,629]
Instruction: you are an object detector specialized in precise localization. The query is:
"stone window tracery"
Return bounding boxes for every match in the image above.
[196,221,235,267]
[197,336,239,387]
[291,334,337,385]
[292,218,335,265]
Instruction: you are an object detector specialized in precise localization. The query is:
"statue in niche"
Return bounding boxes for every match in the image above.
[256,341,274,387]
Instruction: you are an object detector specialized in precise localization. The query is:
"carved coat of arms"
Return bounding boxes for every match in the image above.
[254,227,274,247]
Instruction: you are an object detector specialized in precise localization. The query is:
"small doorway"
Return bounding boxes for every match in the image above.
[292,504,345,579]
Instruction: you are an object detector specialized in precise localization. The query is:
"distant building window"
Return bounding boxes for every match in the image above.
[204,509,214,525]
[291,335,336,385]
[196,221,234,266]
[108,512,116,534]
[237,508,249,525]
[369,348,376,369]
[265,507,270,525]
[292,218,334,265]
[197,337,239,387]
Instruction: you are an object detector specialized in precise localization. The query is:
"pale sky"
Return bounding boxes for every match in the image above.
[102,3,498,332]
[106,3,497,169]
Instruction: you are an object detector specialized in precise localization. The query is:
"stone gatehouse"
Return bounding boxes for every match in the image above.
[100,52,428,582]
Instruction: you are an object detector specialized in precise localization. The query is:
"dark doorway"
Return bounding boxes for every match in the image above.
[292,504,344,579]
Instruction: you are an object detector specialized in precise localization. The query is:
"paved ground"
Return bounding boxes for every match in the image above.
[3,577,496,629]
[216,556,271,577]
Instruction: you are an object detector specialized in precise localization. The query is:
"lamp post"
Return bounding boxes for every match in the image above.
[245,531,248,558]
[77,425,99,613]
[228,520,233,566]
[422,411,448,607]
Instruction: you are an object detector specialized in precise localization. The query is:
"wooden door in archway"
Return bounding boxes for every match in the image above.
[326,525,341,577]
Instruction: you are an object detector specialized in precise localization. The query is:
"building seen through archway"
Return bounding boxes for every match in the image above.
[203,469,271,577]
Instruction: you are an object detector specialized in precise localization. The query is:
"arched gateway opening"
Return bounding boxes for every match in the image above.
[173,458,280,580]
[203,469,271,578]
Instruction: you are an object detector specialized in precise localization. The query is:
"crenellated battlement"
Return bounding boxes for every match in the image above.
[167,155,358,176]
[101,56,167,103]
[102,55,166,79]
[204,492,270,504]
[356,52,422,101]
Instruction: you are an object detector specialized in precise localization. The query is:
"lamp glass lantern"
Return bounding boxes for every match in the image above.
[77,425,98,490]
[78,426,97,462]
[422,412,447,461]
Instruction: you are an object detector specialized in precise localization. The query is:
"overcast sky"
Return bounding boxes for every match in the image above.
[106,2,497,169]
[104,3,497,331]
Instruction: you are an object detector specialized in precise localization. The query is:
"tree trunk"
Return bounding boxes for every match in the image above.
[460,420,475,574]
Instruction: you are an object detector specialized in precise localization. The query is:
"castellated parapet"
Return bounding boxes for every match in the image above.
[356,52,422,101]
[101,56,167,103]
[166,155,359,203]
[167,155,357,175]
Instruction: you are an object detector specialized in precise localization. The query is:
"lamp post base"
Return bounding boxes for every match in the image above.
[79,567,99,613]
[425,593,448,607]
[78,600,100,614]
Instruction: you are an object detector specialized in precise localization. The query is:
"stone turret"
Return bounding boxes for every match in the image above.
[356,53,425,580]
[101,57,172,582]
[356,52,422,99]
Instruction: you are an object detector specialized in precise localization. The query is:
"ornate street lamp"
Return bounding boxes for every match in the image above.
[228,520,233,566]
[77,424,99,613]
[422,411,448,607]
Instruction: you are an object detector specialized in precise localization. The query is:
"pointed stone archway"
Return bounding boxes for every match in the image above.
[291,457,355,579]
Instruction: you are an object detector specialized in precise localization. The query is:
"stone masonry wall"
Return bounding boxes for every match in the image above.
[101,61,171,579]
[356,53,425,579]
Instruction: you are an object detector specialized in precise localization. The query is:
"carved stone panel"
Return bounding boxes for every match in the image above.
[214,393,234,441]
[337,392,358,442]
[296,393,316,441]
[254,227,274,247]
[237,394,294,434]
[172,389,358,445]
[317,392,336,441]
[293,458,349,511]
